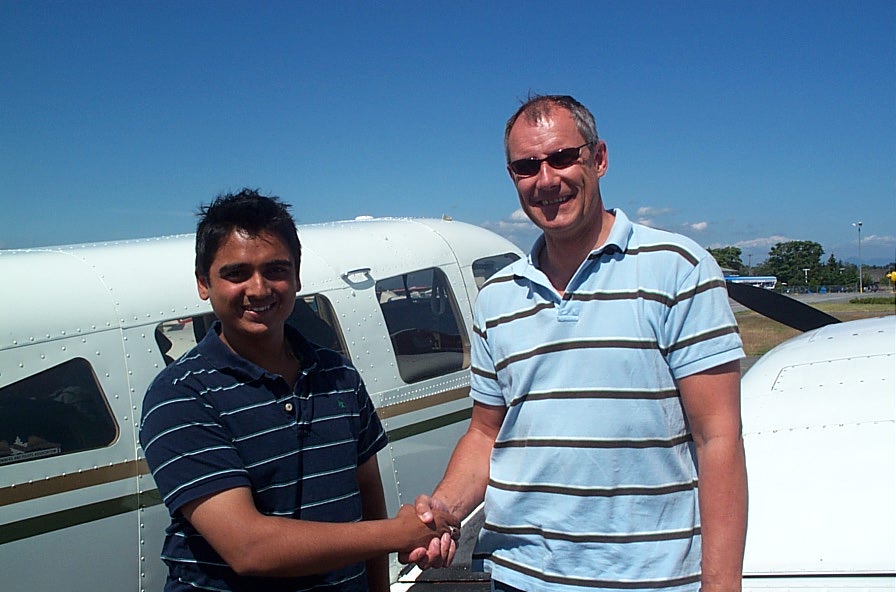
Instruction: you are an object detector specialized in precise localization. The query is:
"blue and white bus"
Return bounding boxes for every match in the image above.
[725,275,777,289]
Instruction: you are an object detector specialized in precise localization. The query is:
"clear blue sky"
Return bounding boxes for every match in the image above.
[2,1,894,265]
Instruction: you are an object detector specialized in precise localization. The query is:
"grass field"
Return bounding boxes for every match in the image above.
[735,296,896,356]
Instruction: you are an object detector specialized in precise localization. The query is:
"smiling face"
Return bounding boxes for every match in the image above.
[196,229,299,355]
[507,107,609,248]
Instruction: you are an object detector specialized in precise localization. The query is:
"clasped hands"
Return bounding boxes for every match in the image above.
[397,495,459,569]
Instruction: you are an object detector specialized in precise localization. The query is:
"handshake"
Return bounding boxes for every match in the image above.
[396,495,459,569]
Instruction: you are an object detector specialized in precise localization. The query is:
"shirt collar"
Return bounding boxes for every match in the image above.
[525,207,634,267]
[196,320,320,381]
[601,208,633,256]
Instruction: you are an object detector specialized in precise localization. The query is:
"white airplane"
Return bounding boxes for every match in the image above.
[738,312,895,591]
[0,216,522,591]
[1,218,893,591]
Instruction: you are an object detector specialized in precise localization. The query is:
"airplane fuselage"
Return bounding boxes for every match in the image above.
[0,217,522,590]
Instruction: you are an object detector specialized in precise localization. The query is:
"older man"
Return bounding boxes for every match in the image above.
[407,95,747,592]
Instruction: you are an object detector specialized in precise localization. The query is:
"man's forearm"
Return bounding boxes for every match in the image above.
[432,425,493,519]
[697,435,748,592]
[431,402,505,519]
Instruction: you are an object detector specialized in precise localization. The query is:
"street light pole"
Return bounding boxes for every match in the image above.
[853,221,863,293]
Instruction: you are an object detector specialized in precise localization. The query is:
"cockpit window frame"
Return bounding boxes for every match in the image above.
[375,266,470,384]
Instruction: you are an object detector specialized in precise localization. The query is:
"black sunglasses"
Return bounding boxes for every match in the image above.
[508,142,593,177]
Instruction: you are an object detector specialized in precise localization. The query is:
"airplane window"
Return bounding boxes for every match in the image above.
[288,294,346,355]
[376,268,469,383]
[0,358,118,466]
[153,298,346,367]
[472,253,520,289]
[154,314,217,365]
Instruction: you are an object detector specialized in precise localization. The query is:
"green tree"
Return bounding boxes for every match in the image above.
[818,253,858,288]
[707,246,744,273]
[763,240,824,287]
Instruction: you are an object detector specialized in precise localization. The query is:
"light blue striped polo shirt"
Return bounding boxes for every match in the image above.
[469,209,744,592]
[140,322,387,592]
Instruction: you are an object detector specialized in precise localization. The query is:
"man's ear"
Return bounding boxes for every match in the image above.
[196,272,211,301]
[594,140,608,177]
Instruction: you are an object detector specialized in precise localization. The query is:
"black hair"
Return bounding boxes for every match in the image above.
[194,188,301,279]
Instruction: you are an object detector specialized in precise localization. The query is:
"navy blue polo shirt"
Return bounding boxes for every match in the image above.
[140,322,388,592]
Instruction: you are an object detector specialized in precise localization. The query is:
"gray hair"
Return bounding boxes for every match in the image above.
[504,94,600,162]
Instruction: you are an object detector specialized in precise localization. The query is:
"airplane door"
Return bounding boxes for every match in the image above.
[368,264,476,519]
[0,331,145,592]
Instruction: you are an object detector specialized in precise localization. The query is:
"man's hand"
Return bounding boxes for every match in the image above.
[397,495,458,569]
[397,402,506,570]
[393,503,460,553]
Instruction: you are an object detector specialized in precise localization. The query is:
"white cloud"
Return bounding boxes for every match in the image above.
[480,209,539,250]
[688,221,709,232]
[636,206,675,218]
[634,206,680,231]
[509,208,530,222]
[734,235,793,249]
[863,234,896,246]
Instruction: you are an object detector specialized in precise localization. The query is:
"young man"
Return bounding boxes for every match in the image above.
[140,189,457,592]
[407,96,748,592]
